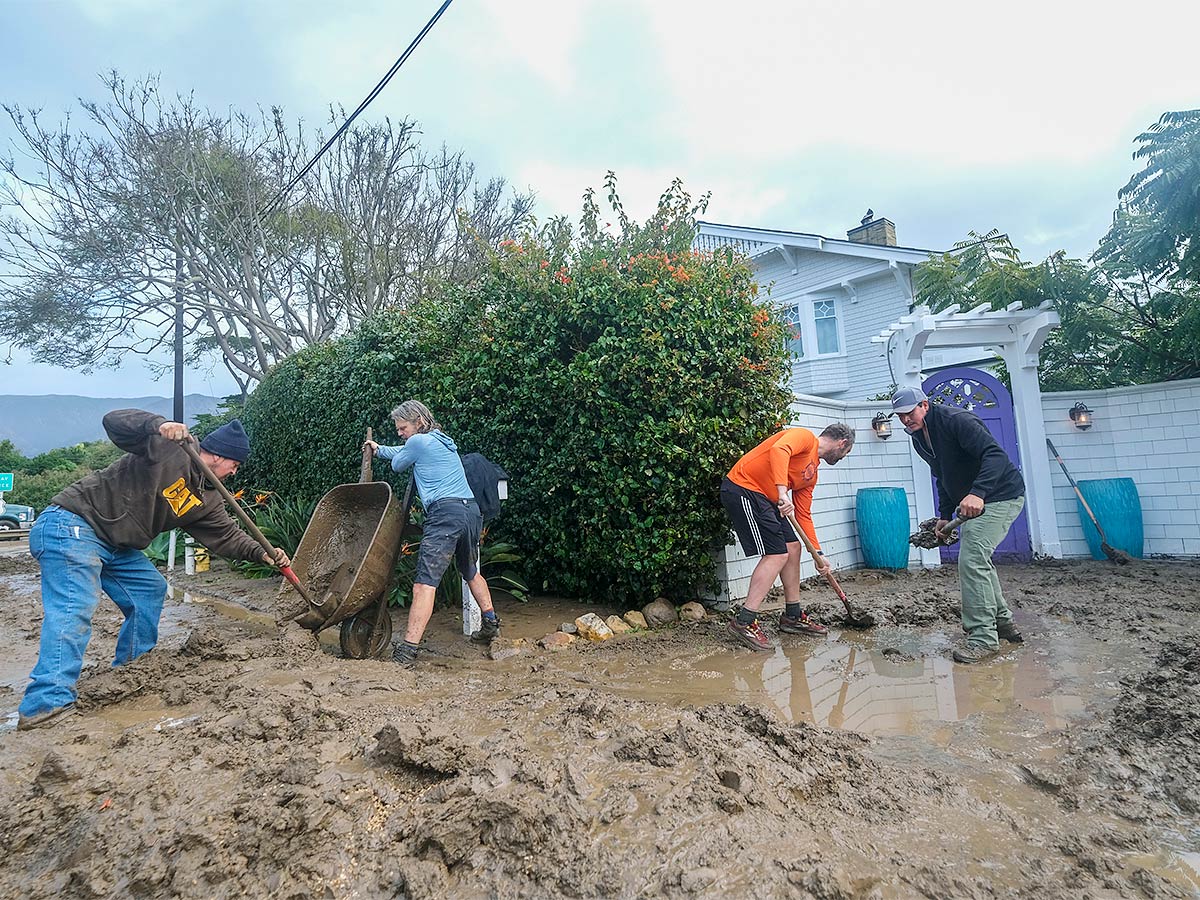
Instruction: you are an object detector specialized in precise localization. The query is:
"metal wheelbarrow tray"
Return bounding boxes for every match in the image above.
[278,430,415,659]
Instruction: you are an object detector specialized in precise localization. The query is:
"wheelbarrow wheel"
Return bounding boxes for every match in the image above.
[339,606,393,659]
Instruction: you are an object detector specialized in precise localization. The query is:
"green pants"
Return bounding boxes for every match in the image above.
[958,496,1025,649]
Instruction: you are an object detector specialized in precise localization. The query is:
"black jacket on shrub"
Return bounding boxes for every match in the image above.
[908,403,1025,520]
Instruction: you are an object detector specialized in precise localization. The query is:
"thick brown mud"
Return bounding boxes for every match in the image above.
[0,554,1197,898]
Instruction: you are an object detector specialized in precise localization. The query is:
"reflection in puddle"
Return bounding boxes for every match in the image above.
[609,621,1107,740]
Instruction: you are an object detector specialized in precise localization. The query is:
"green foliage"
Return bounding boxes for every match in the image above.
[242,174,791,603]
[232,496,319,579]
[387,533,529,609]
[143,530,185,567]
[1113,109,1200,282]
[0,439,123,509]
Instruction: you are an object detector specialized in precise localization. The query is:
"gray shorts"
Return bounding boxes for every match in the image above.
[416,498,482,586]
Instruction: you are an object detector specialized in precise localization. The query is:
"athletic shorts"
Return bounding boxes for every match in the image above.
[720,476,795,557]
[416,498,482,586]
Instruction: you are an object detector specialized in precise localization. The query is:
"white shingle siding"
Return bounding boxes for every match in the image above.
[1040,378,1200,560]
[716,379,1200,602]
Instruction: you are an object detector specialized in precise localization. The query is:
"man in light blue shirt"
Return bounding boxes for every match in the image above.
[365,400,500,665]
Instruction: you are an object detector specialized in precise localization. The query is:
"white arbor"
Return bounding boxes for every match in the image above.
[872,302,1063,564]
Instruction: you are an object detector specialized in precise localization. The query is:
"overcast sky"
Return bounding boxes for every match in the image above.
[2,0,1196,398]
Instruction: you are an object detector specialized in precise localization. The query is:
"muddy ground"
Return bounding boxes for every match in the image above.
[0,549,1197,898]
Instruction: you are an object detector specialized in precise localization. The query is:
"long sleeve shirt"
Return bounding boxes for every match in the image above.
[51,409,265,559]
[375,430,474,506]
[726,427,822,549]
[909,403,1025,519]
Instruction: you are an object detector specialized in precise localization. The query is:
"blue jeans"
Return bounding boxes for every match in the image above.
[19,505,168,718]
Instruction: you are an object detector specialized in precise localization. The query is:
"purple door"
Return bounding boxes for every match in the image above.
[921,367,1032,563]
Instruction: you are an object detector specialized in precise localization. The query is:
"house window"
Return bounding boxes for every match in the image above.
[782,304,804,358]
[813,298,840,355]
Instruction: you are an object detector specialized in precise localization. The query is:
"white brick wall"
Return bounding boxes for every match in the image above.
[1041,378,1200,559]
[717,378,1200,601]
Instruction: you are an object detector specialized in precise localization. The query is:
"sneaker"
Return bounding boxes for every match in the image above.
[726,617,771,651]
[17,704,76,731]
[952,643,998,665]
[778,612,828,636]
[470,615,502,644]
[392,642,418,668]
[997,621,1024,643]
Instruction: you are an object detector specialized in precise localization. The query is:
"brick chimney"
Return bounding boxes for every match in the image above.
[847,209,897,247]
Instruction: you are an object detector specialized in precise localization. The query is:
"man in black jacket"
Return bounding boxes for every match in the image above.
[892,386,1026,664]
[17,410,290,730]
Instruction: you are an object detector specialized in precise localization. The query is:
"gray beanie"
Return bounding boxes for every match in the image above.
[200,419,251,463]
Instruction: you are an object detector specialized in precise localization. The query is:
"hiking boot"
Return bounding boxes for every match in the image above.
[952,643,998,665]
[778,612,828,636]
[997,621,1024,643]
[17,704,76,731]
[392,642,418,668]
[470,615,502,643]
[726,617,771,651]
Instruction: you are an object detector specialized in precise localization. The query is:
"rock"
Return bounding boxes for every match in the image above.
[575,613,614,642]
[679,601,706,623]
[33,752,77,794]
[488,638,530,661]
[622,611,648,630]
[538,632,575,651]
[605,615,632,635]
[559,621,578,635]
[718,769,750,794]
[642,598,678,628]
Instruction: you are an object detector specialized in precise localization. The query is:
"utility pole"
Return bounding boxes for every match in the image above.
[173,251,185,423]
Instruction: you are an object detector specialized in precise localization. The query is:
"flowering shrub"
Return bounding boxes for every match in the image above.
[241,174,791,603]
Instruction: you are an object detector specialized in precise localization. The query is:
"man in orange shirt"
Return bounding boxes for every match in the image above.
[720,423,856,650]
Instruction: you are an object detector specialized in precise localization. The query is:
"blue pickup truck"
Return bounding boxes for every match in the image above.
[0,502,36,532]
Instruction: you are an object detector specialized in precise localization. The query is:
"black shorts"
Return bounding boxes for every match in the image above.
[720,476,795,557]
[416,498,482,586]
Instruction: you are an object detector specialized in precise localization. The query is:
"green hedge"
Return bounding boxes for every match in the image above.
[240,180,791,603]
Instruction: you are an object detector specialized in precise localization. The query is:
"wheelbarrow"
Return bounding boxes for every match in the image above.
[278,429,416,659]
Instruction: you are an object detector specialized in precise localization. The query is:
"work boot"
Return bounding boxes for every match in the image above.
[726,617,771,651]
[952,643,998,665]
[778,611,828,636]
[17,704,76,731]
[997,621,1024,643]
[470,614,502,643]
[392,642,419,668]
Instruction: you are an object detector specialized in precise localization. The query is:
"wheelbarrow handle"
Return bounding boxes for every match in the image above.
[178,438,313,605]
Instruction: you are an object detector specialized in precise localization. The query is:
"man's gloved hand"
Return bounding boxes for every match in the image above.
[263,547,292,568]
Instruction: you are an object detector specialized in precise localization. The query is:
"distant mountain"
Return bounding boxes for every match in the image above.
[0,395,225,455]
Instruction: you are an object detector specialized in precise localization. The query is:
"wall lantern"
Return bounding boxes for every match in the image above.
[871,412,893,440]
[1068,402,1094,431]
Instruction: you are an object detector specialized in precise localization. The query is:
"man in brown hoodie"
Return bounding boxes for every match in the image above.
[17,409,290,730]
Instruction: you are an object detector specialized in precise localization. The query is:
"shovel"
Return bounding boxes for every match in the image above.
[178,438,315,604]
[1046,438,1132,565]
[784,513,876,628]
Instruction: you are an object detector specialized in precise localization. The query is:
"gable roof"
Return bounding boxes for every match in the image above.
[695,221,938,267]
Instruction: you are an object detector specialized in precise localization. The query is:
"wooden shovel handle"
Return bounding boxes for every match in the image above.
[178,438,313,605]
[785,512,848,602]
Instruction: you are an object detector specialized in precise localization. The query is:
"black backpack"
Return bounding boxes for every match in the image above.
[461,453,509,523]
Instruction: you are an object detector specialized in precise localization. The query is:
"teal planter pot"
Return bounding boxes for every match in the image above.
[856,487,910,570]
[1077,478,1144,560]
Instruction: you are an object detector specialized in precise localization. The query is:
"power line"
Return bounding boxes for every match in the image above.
[264,0,455,216]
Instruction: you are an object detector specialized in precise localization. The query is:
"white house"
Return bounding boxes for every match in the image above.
[696,214,1200,601]
[695,214,952,401]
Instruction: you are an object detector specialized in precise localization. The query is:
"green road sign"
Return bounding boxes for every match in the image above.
[0,473,12,492]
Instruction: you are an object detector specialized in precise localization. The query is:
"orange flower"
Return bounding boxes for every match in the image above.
[540,260,550,269]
